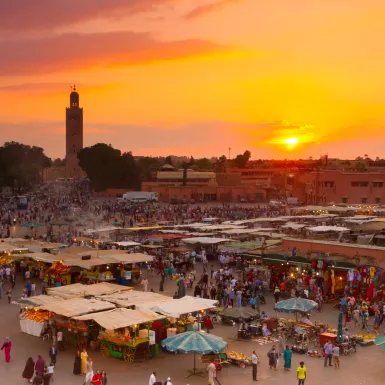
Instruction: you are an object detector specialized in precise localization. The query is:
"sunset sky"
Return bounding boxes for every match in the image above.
[1,0,385,160]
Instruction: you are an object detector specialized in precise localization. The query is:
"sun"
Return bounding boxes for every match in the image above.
[284,137,299,146]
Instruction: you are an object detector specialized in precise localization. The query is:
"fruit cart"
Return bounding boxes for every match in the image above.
[226,351,251,368]
[98,330,150,363]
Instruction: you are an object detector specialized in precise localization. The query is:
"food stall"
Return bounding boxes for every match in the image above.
[74,308,165,363]
[39,297,116,349]
[14,295,64,338]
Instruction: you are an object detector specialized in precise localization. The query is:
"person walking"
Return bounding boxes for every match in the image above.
[251,350,259,381]
[22,357,35,383]
[278,333,285,356]
[35,355,45,376]
[323,340,333,367]
[149,371,156,385]
[297,361,306,385]
[267,345,279,371]
[1,337,12,362]
[207,359,216,385]
[332,344,340,369]
[85,357,93,385]
[283,345,292,370]
[73,351,81,375]
[6,288,12,304]
[48,344,57,365]
[101,370,108,385]
[81,348,88,374]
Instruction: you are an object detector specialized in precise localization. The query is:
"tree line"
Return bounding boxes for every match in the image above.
[0,141,253,193]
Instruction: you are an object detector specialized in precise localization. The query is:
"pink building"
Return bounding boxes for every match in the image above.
[292,170,385,205]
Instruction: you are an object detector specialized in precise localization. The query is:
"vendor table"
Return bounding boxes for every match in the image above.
[20,319,44,337]
[320,332,337,346]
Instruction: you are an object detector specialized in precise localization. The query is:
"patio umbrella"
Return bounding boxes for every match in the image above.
[218,307,259,322]
[274,298,318,321]
[21,222,44,228]
[336,311,343,342]
[375,335,385,350]
[161,331,227,378]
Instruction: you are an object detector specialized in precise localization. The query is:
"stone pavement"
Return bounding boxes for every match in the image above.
[0,264,383,385]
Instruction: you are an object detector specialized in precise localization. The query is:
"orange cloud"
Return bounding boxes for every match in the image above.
[0,0,172,31]
[185,0,240,19]
[0,31,226,75]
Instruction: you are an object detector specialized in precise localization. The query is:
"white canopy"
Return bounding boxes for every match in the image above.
[182,237,235,245]
[96,290,173,308]
[307,226,349,233]
[108,253,154,264]
[63,257,116,269]
[74,308,164,329]
[147,296,218,317]
[40,298,115,317]
[13,295,63,308]
[281,223,307,230]
[113,241,141,247]
[46,282,131,299]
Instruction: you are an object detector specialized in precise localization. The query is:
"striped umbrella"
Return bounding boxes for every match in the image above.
[162,331,227,377]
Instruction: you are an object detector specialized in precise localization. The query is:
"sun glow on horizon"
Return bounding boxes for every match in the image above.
[284,137,299,146]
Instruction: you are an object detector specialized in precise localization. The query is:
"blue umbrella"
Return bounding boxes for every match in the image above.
[375,335,385,349]
[275,298,318,320]
[162,331,227,377]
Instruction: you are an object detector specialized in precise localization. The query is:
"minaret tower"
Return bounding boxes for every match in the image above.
[65,85,83,177]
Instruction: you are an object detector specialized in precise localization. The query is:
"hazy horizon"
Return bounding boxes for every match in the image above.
[1,1,385,159]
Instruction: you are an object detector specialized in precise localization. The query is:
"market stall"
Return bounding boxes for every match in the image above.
[75,308,164,363]
[20,309,53,337]
[39,297,116,349]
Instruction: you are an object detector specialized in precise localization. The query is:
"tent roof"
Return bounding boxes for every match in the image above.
[182,237,235,245]
[108,253,154,264]
[307,226,349,233]
[147,296,218,317]
[13,294,64,308]
[46,282,131,299]
[113,241,141,247]
[96,290,172,308]
[40,298,115,317]
[63,257,116,269]
[74,308,164,329]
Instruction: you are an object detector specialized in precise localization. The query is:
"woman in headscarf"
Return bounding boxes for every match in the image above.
[73,350,81,375]
[101,370,108,385]
[34,355,45,376]
[22,357,35,382]
[80,348,88,374]
[1,337,12,362]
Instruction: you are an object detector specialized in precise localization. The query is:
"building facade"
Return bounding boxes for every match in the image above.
[65,86,84,177]
[292,170,385,205]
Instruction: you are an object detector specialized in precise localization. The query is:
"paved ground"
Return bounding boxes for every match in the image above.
[0,262,383,385]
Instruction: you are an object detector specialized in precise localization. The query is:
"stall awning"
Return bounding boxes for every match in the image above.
[39,298,116,317]
[147,296,218,317]
[13,295,64,308]
[63,257,116,269]
[46,282,131,299]
[261,254,288,264]
[331,261,357,271]
[96,290,173,308]
[113,241,141,247]
[108,253,154,264]
[182,237,235,245]
[74,308,165,329]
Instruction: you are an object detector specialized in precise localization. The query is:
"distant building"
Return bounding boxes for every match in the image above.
[292,169,385,204]
[65,86,84,177]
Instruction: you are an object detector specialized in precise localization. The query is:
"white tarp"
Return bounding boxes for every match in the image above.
[182,237,235,245]
[63,257,116,269]
[307,226,349,233]
[20,319,44,337]
[46,282,131,299]
[108,253,154,264]
[281,223,307,230]
[74,308,164,329]
[39,298,116,317]
[96,290,173,308]
[13,295,63,308]
[147,297,218,317]
[113,241,141,247]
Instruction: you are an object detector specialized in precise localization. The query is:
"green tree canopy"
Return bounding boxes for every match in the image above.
[195,157,213,171]
[78,143,141,191]
[0,142,51,191]
[233,150,251,168]
[137,157,162,180]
